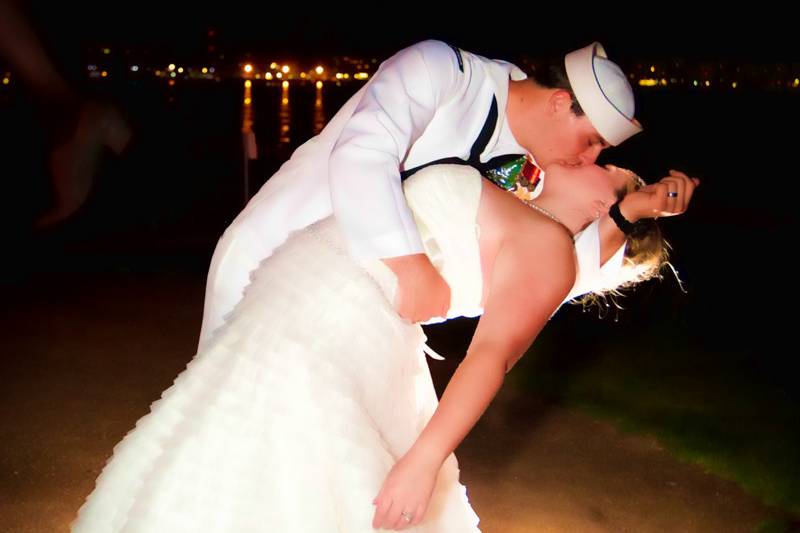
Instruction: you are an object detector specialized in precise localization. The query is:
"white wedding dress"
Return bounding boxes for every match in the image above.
[70,164,486,532]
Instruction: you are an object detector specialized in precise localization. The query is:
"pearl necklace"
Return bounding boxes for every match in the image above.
[522,200,573,236]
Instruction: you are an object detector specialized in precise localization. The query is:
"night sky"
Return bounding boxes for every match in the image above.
[19,3,800,63]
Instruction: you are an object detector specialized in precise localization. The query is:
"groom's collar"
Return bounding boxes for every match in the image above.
[481,59,528,162]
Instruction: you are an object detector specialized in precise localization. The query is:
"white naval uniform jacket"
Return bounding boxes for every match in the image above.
[197,39,625,350]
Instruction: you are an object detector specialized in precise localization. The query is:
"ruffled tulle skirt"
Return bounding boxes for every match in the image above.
[70,216,481,532]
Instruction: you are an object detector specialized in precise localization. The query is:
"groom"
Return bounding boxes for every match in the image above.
[196,39,666,351]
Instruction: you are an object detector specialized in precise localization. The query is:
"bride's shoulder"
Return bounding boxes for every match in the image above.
[476,174,526,224]
[500,222,576,289]
[487,196,575,269]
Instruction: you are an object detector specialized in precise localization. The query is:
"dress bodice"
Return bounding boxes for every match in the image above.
[357,164,485,325]
[404,164,485,321]
[319,163,486,360]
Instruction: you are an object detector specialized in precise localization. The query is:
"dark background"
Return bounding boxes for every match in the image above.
[2,5,798,378]
[21,4,800,62]
[1,4,796,366]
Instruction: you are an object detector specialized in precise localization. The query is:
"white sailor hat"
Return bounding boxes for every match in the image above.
[565,42,643,146]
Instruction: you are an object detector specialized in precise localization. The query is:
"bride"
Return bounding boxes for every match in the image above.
[70,161,686,532]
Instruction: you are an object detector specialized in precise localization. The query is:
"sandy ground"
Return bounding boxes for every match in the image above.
[0,270,791,532]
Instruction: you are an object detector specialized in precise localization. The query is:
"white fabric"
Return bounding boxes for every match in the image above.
[198,38,623,353]
[70,165,486,532]
[564,42,642,146]
[562,221,626,303]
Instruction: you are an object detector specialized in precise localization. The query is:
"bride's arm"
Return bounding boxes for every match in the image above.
[597,190,644,266]
[404,226,576,469]
[597,170,700,266]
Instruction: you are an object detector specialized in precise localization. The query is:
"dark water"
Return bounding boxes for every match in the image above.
[1,79,797,390]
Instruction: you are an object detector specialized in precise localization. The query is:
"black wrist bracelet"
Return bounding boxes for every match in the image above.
[609,202,636,235]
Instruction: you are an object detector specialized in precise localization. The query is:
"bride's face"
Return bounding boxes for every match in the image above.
[543,163,633,217]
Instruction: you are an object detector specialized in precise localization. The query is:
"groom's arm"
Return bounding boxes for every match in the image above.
[328,39,458,260]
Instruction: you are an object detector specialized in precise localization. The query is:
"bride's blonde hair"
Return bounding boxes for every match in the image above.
[572,167,673,310]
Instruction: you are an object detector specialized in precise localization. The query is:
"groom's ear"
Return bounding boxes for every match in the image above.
[548,89,574,119]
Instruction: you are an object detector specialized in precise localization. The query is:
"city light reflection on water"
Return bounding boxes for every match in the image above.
[279,81,291,145]
[237,79,336,152]
[314,82,325,136]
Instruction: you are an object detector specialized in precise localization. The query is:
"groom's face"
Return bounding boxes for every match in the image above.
[537,113,609,169]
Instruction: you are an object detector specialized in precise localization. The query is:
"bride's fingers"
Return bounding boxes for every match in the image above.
[648,182,670,216]
[396,506,417,530]
[637,173,700,220]
[372,497,393,529]
[655,177,683,216]
[669,169,689,179]
[666,176,686,213]
[666,174,699,214]
[395,504,419,530]
[387,501,409,530]
[391,509,407,530]
[658,178,676,214]
[669,170,701,193]
[409,502,426,526]
[682,177,699,208]
[666,176,683,212]
[677,177,692,213]
[669,170,700,188]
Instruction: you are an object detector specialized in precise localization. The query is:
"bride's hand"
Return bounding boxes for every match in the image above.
[619,170,700,221]
[371,449,440,530]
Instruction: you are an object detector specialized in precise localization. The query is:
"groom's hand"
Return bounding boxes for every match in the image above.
[381,253,451,323]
